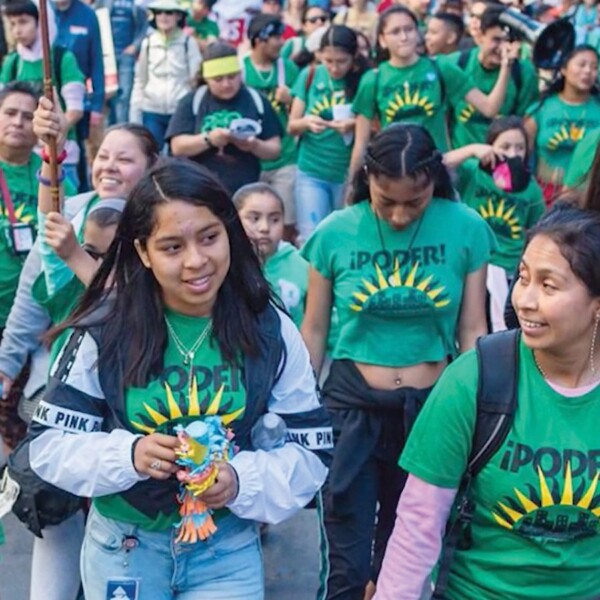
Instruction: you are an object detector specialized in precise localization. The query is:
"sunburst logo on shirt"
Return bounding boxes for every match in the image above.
[0,204,34,224]
[385,82,435,121]
[492,463,600,541]
[310,91,347,120]
[477,198,522,240]
[350,260,450,312]
[458,102,476,123]
[547,124,586,150]
[131,382,244,434]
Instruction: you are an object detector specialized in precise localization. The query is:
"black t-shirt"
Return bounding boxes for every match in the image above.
[166,86,283,195]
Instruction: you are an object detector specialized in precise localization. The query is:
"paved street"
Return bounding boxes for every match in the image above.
[0,508,322,600]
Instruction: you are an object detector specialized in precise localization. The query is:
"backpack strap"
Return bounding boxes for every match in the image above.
[52,45,65,95]
[192,84,208,116]
[276,56,285,88]
[433,329,519,599]
[304,64,316,94]
[246,85,265,116]
[457,47,470,70]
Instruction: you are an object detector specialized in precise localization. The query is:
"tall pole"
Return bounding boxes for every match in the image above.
[38,0,60,212]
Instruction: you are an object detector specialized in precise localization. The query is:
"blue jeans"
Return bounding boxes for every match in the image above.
[295,170,345,242]
[142,111,173,152]
[81,507,264,600]
[108,53,136,125]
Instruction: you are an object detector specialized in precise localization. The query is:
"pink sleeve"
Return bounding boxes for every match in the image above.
[374,474,457,600]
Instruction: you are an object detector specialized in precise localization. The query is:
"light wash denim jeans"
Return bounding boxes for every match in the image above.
[81,506,264,600]
[295,170,345,242]
[108,53,136,125]
[142,111,173,153]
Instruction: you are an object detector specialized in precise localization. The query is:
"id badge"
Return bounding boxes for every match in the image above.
[7,222,35,255]
[0,467,20,519]
[106,578,140,600]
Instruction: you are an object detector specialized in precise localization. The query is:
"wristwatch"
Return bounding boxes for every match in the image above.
[204,131,215,149]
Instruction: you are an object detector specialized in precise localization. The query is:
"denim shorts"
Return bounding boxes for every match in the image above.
[81,506,264,600]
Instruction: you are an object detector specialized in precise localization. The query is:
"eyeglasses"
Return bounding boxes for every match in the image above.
[305,14,329,24]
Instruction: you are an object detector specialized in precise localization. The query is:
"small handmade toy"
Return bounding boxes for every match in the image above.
[174,417,235,543]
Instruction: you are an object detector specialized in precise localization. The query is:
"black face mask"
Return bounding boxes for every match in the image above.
[480,155,530,193]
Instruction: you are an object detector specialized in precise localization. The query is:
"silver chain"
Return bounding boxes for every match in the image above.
[165,316,212,366]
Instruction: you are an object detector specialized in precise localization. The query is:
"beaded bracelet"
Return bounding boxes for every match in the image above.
[36,168,66,187]
[41,147,68,165]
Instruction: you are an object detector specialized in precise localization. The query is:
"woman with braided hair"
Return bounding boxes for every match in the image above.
[300,122,495,599]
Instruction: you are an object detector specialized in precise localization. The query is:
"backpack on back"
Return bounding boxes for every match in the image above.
[433,329,520,599]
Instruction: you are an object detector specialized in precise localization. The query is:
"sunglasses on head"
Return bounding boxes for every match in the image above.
[305,14,328,23]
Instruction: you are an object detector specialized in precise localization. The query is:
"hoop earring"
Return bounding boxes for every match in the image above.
[590,313,600,376]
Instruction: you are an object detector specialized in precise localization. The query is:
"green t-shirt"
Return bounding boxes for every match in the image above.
[0,49,85,144]
[456,158,545,271]
[0,157,41,327]
[281,36,305,61]
[292,64,354,183]
[447,49,539,148]
[301,199,495,367]
[242,55,299,171]
[188,16,219,39]
[401,339,600,600]
[351,57,472,152]
[94,310,246,531]
[264,241,308,328]
[527,94,600,187]
[563,126,600,188]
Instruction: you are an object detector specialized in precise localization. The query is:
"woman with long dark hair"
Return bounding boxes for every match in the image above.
[300,123,495,599]
[26,158,332,600]
[524,45,600,205]
[288,24,369,240]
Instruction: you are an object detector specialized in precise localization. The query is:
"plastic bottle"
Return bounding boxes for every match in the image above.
[251,412,287,451]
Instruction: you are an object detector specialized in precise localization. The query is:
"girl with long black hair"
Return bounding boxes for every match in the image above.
[26,158,332,599]
[301,123,495,599]
[288,24,369,241]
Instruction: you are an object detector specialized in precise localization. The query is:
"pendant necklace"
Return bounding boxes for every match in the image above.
[165,316,212,392]
[372,205,426,387]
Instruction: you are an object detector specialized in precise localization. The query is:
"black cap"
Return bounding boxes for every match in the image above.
[247,14,284,42]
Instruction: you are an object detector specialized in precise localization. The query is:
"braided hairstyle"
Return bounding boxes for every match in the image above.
[350,123,455,204]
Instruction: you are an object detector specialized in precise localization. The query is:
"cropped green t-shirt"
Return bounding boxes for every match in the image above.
[94,310,246,531]
[456,158,545,271]
[527,94,600,187]
[351,57,472,151]
[401,339,600,600]
[301,199,495,367]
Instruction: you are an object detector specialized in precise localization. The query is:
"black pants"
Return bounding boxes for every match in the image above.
[317,361,431,600]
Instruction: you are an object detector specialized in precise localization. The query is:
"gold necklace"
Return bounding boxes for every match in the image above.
[165,316,212,391]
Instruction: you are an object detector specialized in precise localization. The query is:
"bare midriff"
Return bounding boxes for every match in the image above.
[354,359,448,391]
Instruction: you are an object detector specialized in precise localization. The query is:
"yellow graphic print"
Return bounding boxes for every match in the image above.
[0,203,34,224]
[458,102,476,123]
[350,260,450,314]
[547,123,586,151]
[131,380,244,434]
[477,198,522,240]
[311,90,346,120]
[492,463,600,541]
[266,88,283,114]
[385,82,435,122]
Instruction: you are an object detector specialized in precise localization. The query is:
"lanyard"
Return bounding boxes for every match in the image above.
[0,166,17,225]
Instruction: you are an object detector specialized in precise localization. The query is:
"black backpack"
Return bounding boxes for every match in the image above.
[433,329,519,599]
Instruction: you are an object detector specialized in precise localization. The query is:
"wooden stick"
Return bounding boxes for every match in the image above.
[38,0,60,213]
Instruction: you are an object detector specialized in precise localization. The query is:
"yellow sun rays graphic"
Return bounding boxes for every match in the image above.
[547,124,586,150]
[350,260,450,312]
[477,198,522,240]
[492,463,600,531]
[385,82,435,122]
[131,381,244,434]
[458,102,476,123]
[0,204,34,224]
[311,92,346,116]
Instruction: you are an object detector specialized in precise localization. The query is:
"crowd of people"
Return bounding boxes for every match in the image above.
[1,0,600,598]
